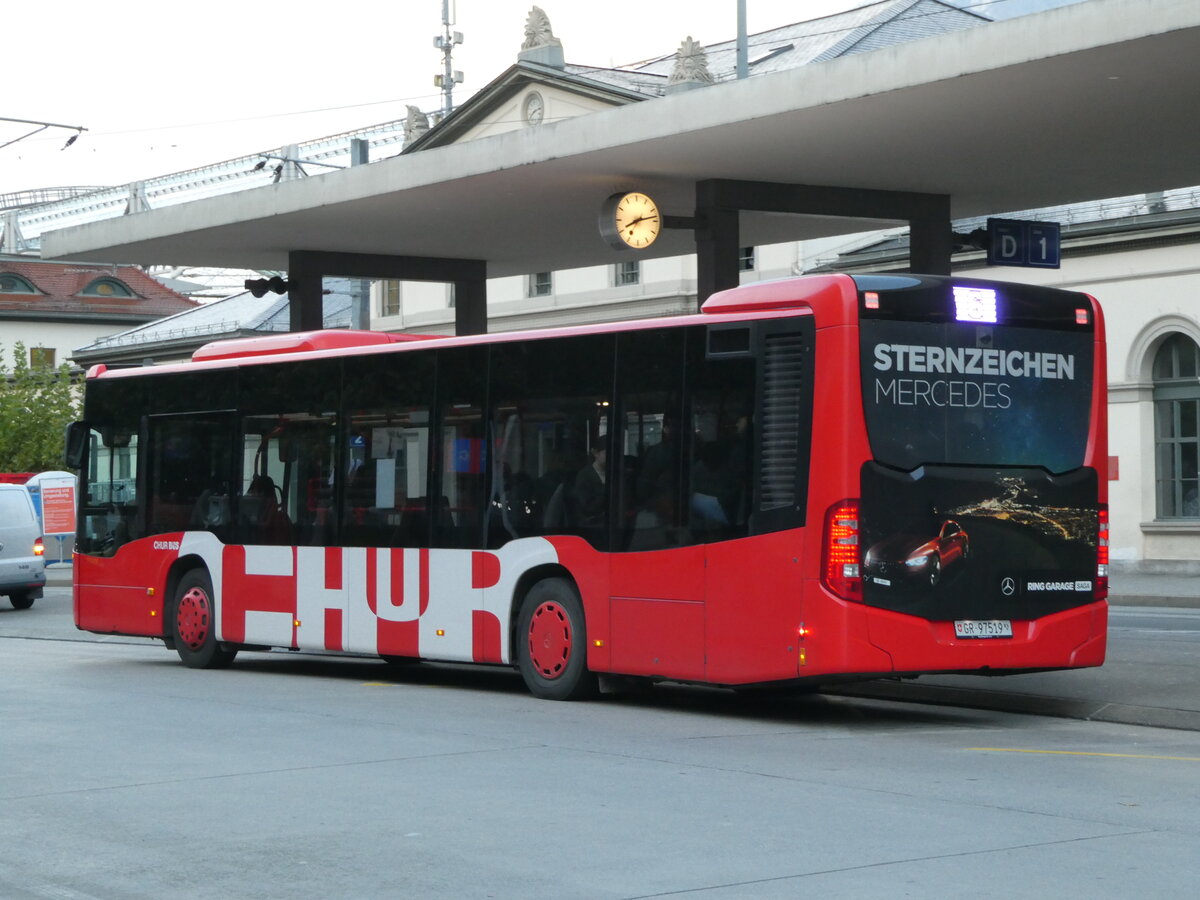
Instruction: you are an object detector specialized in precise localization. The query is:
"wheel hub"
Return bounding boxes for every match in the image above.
[177,587,212,651]
[527,601,572,679]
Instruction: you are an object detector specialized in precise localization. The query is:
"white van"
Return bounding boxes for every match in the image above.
[0,484,46,609]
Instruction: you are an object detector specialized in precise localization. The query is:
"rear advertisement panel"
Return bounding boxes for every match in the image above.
[859,301,1098,621]
[860,463,1098,620]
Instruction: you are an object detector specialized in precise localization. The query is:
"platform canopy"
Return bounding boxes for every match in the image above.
[42,0,1200,280]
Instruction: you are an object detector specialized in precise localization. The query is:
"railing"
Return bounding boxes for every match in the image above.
[811,186,1200,270]
[0,186,110,212]
[6,119,409,251]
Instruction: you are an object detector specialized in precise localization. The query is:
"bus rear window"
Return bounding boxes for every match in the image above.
[860,318,1093,472]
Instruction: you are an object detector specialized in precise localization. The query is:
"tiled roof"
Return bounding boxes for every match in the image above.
[631,0,986,80]
[561,64,665,97]
[0,256,197,320]
[74,279,355,362]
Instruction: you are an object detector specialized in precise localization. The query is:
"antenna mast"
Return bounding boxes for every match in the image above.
[433,0,464,118]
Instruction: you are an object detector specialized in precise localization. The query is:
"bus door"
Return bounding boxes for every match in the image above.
[701,321,812,684]
[610,396,706,680]
[608,329,706,680]
[608,321,811,684]
[209,359,342,651]
[146,412,238,541]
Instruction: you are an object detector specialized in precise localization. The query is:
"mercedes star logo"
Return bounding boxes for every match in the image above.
[1001,576,1017,597]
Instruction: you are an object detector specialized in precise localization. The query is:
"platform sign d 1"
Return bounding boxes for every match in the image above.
[40,476,76,536]
[987,218,1061,269]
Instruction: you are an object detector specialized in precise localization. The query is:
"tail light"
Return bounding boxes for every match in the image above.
[1096,505,1109,600]
[33,536,45,557]
[822,499,862,602]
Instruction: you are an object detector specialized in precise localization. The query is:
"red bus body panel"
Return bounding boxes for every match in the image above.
[74,274,1107,688]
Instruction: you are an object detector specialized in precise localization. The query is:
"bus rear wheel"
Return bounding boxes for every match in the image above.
[171,569,237,669]
[516,578,597,701]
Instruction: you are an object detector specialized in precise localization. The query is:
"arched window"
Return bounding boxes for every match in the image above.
[1153,333,1200,518]
[80,277,136,298]
[0,273,38,294]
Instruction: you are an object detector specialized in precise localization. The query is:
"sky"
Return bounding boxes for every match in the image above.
[0,0,1074,198]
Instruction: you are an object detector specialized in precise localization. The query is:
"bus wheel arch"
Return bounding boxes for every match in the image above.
[169,564,237,669]
[507,564,574,653]
[162,556,205,646]
[512,570,598,700]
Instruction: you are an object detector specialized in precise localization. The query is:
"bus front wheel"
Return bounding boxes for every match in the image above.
[171,569,237,669]
[516,578,597,701]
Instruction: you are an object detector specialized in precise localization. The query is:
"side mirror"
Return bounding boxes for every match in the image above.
[64,421,89,470]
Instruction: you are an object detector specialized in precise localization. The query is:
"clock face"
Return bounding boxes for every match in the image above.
[523,91,544,126]
[611,192,660,249]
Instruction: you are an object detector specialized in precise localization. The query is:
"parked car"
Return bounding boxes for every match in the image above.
[0,484,46,609]
[863,519,970,588]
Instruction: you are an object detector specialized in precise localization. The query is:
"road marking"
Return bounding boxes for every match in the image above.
[971,747,1200,761]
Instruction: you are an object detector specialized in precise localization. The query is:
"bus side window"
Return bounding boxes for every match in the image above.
[237,360,341,547]
[617,328,686,551]
[435,347,488,549]
[290,420,336,546]
[79,426,141,556]
[240,417,294,546]
[687,340,756,542]
[342,351,435,548]
[236,416,335,546]
[487,334,615,550]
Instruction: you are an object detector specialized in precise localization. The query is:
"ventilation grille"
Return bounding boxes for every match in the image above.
[760,334,807,510]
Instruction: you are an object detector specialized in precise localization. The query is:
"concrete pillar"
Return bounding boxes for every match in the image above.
[454,276,487,336]
[909,196,953,275]
[695,204,740,308]
[286,250,486,335]
[287,251,324,332]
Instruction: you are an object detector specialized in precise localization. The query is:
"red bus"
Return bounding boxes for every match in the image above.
[66,274,1108,699]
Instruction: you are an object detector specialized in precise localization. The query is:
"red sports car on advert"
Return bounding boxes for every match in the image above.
[863,519,970,588]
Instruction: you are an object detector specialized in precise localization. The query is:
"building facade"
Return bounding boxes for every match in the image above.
[0,256,195,369]
[51,2,1200,571]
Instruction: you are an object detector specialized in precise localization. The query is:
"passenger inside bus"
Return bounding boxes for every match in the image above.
[573,445,607,528]
[241,474,291,544]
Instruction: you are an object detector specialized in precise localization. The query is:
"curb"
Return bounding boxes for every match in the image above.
[1108,594,1200,609]
[827,680,1200,732]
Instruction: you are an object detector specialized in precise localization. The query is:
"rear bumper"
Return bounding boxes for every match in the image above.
[865,599,1107,672]
[0,575,46,594]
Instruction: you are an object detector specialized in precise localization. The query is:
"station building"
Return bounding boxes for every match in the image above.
[49,1,1200,573]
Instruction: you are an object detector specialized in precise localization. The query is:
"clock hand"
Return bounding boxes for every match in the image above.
[625,214,660,229]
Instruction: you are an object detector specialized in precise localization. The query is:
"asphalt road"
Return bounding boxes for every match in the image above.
[4,623,1200,898]
[6,584,1200,735]
[831,605,1200,731]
